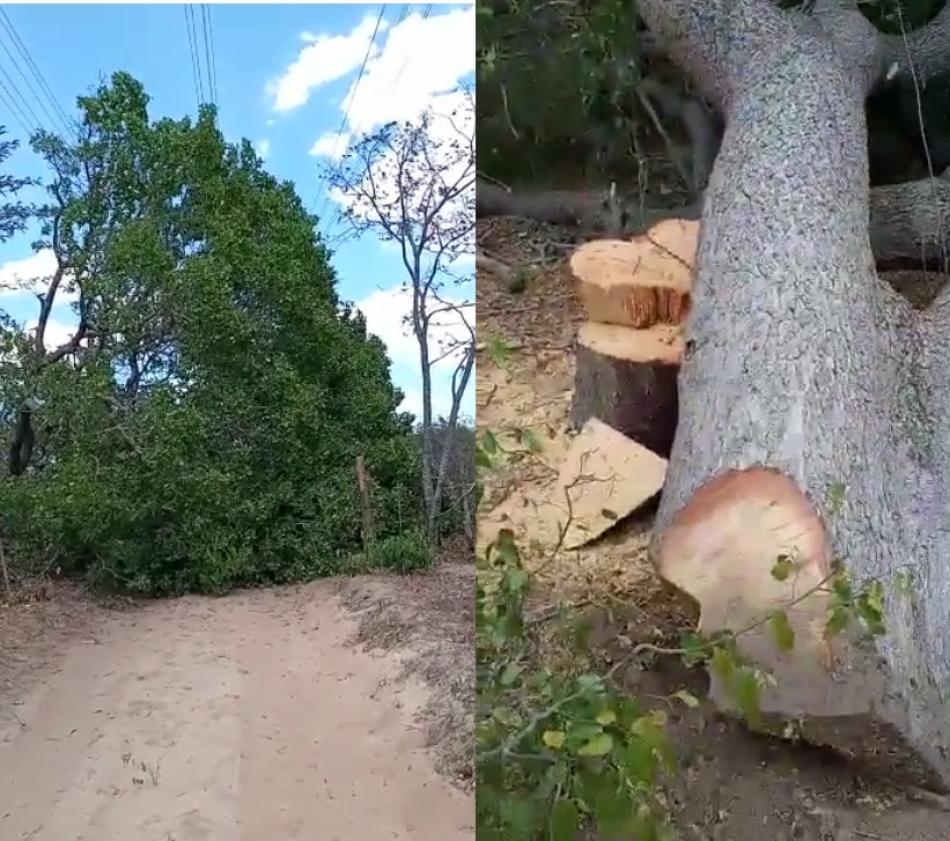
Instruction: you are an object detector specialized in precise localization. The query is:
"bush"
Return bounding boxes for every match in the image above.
[367,531,433,574]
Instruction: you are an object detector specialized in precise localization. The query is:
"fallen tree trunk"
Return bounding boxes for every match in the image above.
[476,180,702,237]
[478,173,950,270]
[639,0,950,789]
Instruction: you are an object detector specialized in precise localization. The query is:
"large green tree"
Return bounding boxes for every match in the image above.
[0,73,421,594]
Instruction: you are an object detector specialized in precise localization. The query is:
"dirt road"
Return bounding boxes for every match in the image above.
[0,581,473,841]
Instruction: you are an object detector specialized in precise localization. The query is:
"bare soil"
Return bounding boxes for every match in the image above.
[476,215,950,840]
[0,564,474,841]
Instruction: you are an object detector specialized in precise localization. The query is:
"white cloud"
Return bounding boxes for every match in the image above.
[397,381,460,420]
[268,14,389,113]
[340,8,474,134]
[255,139,272,159]
[24,317,76,352]
[309,130,350,160]
[398,384,422,417]
[0,250,77,303]
[356,284,470,371]
[292,8,473,157]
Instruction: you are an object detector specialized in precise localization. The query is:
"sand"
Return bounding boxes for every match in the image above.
[0,582,473,841]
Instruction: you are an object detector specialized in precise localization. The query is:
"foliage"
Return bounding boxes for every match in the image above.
[367,529,433,574]
[475,419,894,839]
[476,529,678,841]
[477,0,647,182]
[475,0,949,186]
[0,73,422,595]
[0,125,34,242]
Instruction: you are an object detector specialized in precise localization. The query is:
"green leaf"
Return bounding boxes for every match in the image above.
[831,573,853,605]
[827,481,846,516]
[494,529,521,566]
[542,730,566,750]
[595,708,617,725]
[518,427,543,454]
[577,733,614,756]
[825,605,851,638]
[485,333,513,368]
[500,662,523,686]
[549,798,580,841]
[771,554,794,581]
[679,632,709,667]
[482,429,499,455]
[732,668,763,728]
[630,708,668,735]
[769,610,796,652]
[671,689,700,708]
[710,645,736,684]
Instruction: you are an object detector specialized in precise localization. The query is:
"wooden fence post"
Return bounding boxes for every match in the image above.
[355,455,376,549]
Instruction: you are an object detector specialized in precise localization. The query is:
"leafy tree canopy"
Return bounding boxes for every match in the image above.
[0,72,422,594]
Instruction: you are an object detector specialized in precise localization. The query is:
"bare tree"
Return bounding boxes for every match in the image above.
[325,91,476,543]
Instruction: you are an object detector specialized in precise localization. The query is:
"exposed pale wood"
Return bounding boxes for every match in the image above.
[557,418,667,549]
[571,219,699,327]
[571,322,681,456]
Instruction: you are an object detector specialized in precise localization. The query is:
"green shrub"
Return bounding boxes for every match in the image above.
[367,531,433,574]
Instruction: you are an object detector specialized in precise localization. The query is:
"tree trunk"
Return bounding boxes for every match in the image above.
[641,0,950,788]
[571,323,681,457]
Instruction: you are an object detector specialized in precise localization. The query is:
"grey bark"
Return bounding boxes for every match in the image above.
[870,172,950,269]
[641,0,950,787]
[476,180,701,236]
[477,174,950,270]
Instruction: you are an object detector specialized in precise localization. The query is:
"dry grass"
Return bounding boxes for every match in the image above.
[336,542,475,789]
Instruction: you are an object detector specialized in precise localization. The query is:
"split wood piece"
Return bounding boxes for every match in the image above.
[556,418,668,550]
[570,218,699,327]
[570,322,682,457]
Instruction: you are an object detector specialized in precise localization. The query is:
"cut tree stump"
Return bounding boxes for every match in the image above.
[570,219,699,327]
[571,322,682,457]
[556,418,668,550]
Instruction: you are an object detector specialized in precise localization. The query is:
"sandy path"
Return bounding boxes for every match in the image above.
[0,584,473,840]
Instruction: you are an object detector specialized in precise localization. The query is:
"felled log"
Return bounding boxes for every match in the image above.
[641,0,950,790]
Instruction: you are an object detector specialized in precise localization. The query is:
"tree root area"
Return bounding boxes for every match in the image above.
[477,215,950,841]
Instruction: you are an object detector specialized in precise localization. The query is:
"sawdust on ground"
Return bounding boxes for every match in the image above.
[0,568,473,841]
[476,214,950,841]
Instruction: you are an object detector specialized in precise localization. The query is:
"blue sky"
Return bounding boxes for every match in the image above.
[0,2,474,420]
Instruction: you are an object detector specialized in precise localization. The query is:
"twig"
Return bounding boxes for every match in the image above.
[629,571,837,661]
[636,85,693,191]
[500,83,520,140]
[0,538,11,600]
[477,250,515,283]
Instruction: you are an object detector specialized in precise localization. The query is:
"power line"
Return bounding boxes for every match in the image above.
[0,76,31,137]
[0,7,72,134]
[0,32,58,133]
[184,5,205,108]
[199,4,216,106]
[319,4,428,244]
[0,61,42,132]
[312,5,385,221]
[391,5,430,93]
[203,4,219,108]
